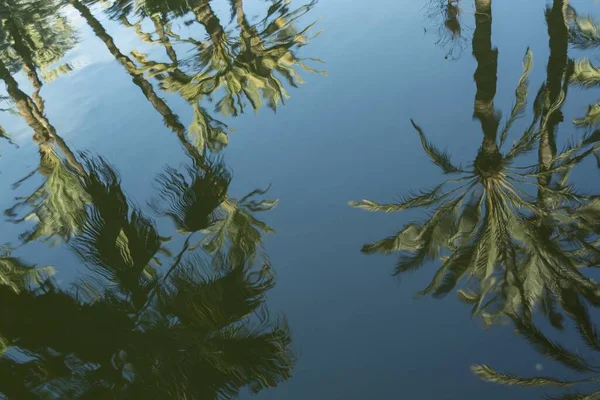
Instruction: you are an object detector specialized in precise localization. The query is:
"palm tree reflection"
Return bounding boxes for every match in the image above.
[0,45,89,245]
[352,2,600,397]
[118,0,326,117]
[152,158,278,269]
[0,0,77,111]
[351,48,599,305]
[0,2,294,396]
[469,4,600,399]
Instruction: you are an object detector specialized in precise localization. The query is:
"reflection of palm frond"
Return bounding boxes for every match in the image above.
[41,62,76,83]
[188,102,231,152]
[0,248,54,294]
[70,156,169,308]
[199,186,278,266]
[152,159,231,233]
[472,364,600,387]
[0,248,293,398]
[5,149,89,244]
[512,315,600,373]
[570,59,600,128]
[570,15,600,49]
[574,104,600,128]
[0,123,16,147]
[569,13,600,130]
[411,119,465,173]
[571,58,600,88]
[500,48,533,145]
[146,254,294,397]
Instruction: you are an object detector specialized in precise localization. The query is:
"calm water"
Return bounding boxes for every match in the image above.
[3,0,600,398]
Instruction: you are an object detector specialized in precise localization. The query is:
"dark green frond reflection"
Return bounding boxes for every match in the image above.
[0,255,293,399]
[0,154,293,399]
[152,159,232,234]
[152,159,278,267]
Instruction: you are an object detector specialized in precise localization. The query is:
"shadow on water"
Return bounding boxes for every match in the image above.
[0,0,324,397]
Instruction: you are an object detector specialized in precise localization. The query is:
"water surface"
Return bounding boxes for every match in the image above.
[2,0,600,398]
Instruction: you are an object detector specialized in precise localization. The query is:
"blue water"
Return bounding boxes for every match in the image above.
[2,0,600,398]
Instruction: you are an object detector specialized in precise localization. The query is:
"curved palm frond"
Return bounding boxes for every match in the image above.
[500,48,533,146]
[571,58,600,88]
[472,364,600,387]
[575,103,600,128]
[570,15,600,50]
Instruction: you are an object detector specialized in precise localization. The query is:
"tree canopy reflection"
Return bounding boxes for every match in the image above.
[0,0,308,397]
[0,109,293,399]
[115,0,326,117]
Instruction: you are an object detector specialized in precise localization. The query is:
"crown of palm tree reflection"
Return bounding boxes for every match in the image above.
[152,159,232,234]
[0,131,289,396]
[66,0,324,155]
[0,257,293,398]
[69,0,233,154]
[122,0,326,117]
[351,48,600,305]
[69,155,172,308]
